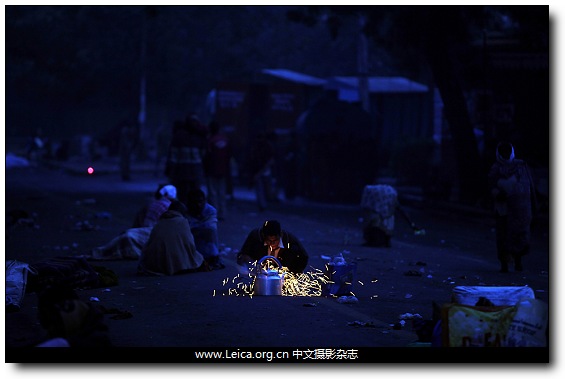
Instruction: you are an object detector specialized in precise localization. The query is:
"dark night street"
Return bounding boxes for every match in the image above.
[4,159,550,363]
[2,4,553,368]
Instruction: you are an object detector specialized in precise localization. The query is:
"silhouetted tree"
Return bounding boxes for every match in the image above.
[287,5,548,204]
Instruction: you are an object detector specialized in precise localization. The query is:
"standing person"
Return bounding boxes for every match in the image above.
[488,142,537,273]
[281,131,299,200]
[265,131,281,202]
[204,120,232,220]
[236,220,309,274]
[248,132,275,212]
[154,121,172,177]
[26,127,47,164]
[119,120,138,182]
[186,113,208,192]
[164,115,207,205]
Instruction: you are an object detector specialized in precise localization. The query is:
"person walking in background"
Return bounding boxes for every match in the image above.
[488,141,537,273]
[280,131,300,201]
[248,132,275,212]
[204,120,232,220]
[118,120,138,182]
[154,121,172,177]
[26,127,47,163]
[265,131,281,202]
[164,115,207,205]
[186,113,209,190]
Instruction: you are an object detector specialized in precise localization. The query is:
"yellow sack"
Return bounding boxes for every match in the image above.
[442,303,517,347]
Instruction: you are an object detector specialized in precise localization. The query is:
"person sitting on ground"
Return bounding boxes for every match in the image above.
[36,284,112,347]
[138,200,208,276]
[236,219,309,273]
[361,184,423,247]
[185,188,224,270]
[90,185,177,261]
[133,184,177,228]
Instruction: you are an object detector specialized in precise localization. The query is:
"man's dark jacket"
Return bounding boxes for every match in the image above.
[237,228,308,273]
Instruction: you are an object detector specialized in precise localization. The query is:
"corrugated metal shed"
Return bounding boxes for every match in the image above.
[326,76,429,102]
[260,68,327,86]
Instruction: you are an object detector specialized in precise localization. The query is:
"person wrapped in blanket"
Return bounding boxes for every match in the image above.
[185,188,224,270]
[90,186,223,271]
[36,284,112,347]
[89,184,177,260]
[138,200,208,276]
[360,184,423,247]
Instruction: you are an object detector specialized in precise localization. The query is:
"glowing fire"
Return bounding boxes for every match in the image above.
[213,258,382,299]
[213,261,333,297]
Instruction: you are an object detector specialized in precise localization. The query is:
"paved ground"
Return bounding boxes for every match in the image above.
[3,157,551,363]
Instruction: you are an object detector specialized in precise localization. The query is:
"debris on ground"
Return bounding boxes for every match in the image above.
[398,312,423,320]
[99,306,133,320]
[391,320,406,330]
[336,296,359,304]
[347,320,376,328]
[73,220,100,231]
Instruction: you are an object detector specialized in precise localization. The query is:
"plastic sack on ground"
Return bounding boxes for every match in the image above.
[441,298,549,347]
[322,255,357,297]
[506,298,548,347]
[27,256,101,293]
[442,303,517,347]
[6,259,35,312]
[451,286,535,306]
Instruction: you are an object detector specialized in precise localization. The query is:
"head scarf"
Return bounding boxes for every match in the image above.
[159,185,177,199]
[496,142,515,164]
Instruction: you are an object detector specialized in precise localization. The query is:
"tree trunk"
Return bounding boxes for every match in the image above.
[423,9,486,204]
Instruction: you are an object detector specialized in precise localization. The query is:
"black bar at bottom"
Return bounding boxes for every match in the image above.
[6,347,550,364]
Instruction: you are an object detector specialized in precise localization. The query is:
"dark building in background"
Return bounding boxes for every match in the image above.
[453,30,549,205]
[212,69,436,204]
